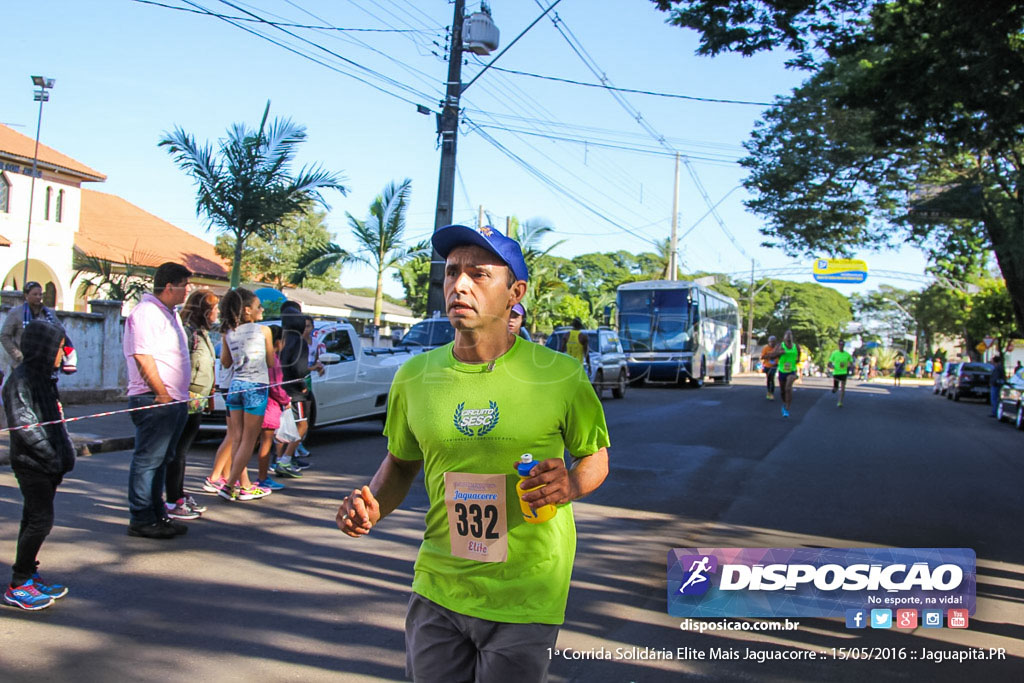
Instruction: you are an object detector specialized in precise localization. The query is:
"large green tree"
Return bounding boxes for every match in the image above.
[161,101,347,287]
[347,179,417,326]
[653,1,1024,332]
[213,208,343,292]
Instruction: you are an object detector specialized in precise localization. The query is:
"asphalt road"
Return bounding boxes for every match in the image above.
[1,375,1022,682]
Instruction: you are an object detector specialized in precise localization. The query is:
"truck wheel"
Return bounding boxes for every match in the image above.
[595,370,605,398]
[612,370,627,399]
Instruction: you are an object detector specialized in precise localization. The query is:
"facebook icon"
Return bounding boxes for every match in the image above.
[845,609,867,629]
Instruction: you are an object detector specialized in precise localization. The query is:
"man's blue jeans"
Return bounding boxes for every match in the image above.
[128,395,188,525]
[990,384,1001,416]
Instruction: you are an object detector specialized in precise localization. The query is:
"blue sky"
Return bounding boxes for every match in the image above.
[2,0,929,298]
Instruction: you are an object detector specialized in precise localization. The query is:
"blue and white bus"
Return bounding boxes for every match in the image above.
[616,280,740,387]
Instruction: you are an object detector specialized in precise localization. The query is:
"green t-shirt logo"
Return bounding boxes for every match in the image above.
[453,401,500,436]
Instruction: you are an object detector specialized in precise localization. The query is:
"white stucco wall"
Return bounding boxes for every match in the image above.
[0,168,81,308]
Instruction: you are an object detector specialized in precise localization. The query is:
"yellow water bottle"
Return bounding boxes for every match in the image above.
[516,454,557,524]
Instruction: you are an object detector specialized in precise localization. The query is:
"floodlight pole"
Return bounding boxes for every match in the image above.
[23,76,54,290]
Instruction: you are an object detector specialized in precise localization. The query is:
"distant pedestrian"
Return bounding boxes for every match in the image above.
[255,324,290,491]
[219,288,275,502]
[508,302,528,339]
[1015,361,1022,375]
[760,336,779,400]
[1,281,76,375]
[275,303,318,477]
[3,321,75,611]
[990,354,1006,418]
[123,262,192,539]
[563,317,590,373]
[165,289,219,521]
[893,354,906,387]
[827,340,853,408]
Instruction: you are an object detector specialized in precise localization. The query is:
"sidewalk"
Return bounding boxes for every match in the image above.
[0,400,136,464]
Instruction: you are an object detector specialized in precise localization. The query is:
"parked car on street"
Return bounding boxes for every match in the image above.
[395,318,455,352]
[205,319,412,431]
[934,362,961,395]
[948,362,993,401]
[995,366,1024,429]
[546,327,629,398]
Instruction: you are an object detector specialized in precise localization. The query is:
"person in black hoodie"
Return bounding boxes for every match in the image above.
[275,301,311,477]
[3,320,75,611]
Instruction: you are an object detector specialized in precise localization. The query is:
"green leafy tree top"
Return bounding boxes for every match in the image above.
[160,101,348,287]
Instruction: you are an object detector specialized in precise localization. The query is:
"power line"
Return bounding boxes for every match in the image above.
[488,66,774,106]
[536,1,754,263]
[129,0,435,31]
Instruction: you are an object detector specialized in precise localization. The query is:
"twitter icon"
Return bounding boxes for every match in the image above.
[870,609,892,629]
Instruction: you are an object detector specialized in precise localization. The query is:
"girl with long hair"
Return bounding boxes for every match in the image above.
[218,289,275,502]
[166,290,219,519]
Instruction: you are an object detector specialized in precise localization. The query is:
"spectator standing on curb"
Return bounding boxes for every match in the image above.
[166,290,218,521]
[218,288,274,502]
[3,321,75,611]
[893,354,906,387]
[989,354,1006,418]
[336,224,610,682]
[123,262,192,540]
[1,281,76,375]
[508,302,528,338]
[276,303,322,477]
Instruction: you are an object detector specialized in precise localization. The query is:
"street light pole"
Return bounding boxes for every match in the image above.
[23,75,55,290]
[425,0,466,319]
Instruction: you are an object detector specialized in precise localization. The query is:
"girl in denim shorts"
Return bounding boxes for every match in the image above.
[219,288,275,502]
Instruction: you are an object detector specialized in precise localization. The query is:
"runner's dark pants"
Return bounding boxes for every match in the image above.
[166,411,203,503]
[765,367,777,394]
[11,468,63,586]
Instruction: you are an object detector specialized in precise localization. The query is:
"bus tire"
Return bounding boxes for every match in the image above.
[720,357,732,385]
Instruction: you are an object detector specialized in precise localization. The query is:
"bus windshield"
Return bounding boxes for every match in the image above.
[618,288,692,352]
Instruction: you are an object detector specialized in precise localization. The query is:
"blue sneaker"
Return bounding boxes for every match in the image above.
[296,443,310,457]
[31,573,68,599]
[257,477,285,491]
[4,581,54,611]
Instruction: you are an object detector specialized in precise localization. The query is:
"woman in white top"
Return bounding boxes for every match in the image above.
[219,288,275,502]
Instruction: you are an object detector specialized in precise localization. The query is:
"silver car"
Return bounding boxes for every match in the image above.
[546,327,629,399]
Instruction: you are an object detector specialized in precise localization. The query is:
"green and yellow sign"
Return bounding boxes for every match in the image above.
[813,258,868,284]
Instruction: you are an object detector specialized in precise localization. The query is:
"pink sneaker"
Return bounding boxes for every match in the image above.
[202,477,227,493]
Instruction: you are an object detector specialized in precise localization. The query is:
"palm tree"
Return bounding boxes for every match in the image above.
[160,101,347,287]
[347,179,418,326]
[72,250,153,303]
[291,242,352,289]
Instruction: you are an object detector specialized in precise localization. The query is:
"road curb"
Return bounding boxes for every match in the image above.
[71,434,135,457]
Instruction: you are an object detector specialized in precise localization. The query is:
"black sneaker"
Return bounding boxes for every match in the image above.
[293,456,311,471]
[160,518,189,536]
[127,522,177,539]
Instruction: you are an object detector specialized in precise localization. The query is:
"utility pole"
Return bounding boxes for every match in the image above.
[668,152,679,281]
[426,0,466,318]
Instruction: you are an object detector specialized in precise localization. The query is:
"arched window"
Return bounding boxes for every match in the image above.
[0,174,9,213]
[44,186,52,220]
[56,189,64,222]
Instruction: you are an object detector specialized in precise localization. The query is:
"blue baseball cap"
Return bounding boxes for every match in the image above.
[432,224,529,282]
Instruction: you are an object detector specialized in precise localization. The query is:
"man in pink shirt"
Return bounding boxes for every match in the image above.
[123,262,192,539]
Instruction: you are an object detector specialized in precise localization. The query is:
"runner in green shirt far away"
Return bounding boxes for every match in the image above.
[765,329,800,418]
[336,223,610,682]
[828,340,853,407]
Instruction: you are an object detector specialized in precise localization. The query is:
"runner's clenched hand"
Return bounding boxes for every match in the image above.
[337,485,380,537]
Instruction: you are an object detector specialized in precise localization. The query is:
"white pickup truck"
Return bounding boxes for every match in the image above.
[205,320,413,431]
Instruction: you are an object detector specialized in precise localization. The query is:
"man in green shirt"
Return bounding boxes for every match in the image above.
[336,224,610,681]
[827,340,853,407]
